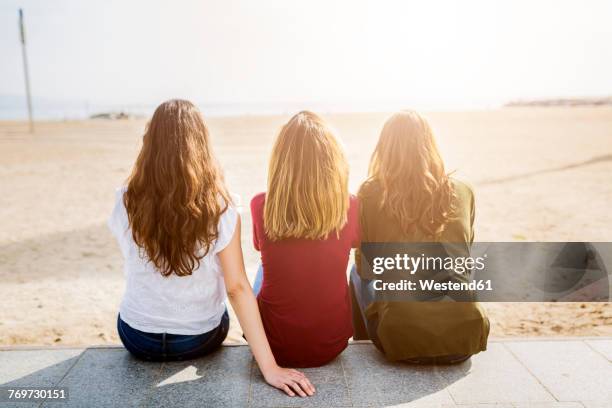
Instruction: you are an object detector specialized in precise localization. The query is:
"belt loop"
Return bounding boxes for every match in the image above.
[162,332,167,359]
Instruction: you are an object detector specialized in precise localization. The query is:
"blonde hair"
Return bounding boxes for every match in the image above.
[365,110,455,238]
[264,111,349,241]
[124,99,231,277]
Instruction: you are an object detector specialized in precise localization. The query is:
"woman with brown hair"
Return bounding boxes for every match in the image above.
[108,100,314,397]
[250,111,359,367]
[352,110,489,363]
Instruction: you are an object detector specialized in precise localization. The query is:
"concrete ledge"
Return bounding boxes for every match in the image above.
[1,339,611,407]
[3,336,608,351]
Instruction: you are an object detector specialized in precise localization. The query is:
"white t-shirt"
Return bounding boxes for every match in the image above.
[107,187,238,335]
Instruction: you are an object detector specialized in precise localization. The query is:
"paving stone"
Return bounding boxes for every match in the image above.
[0,349,83,386]
[341,344,455,407]
[385,403,459,408]
[1,341,611,407]
[148,346,252,408]
[454,404,513,408]
[0,349,84,408]
[512,402,585,408]
[443,343,555,404]
[506,340,612,402]
[586,339,612,361]
[581,402,612,408]
[250,357,350,407]
[41,348,161,408]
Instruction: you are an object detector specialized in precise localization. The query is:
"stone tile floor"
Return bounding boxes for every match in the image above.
[0,339,610,408]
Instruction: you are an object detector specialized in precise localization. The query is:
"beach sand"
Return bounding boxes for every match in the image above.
[1,108,611,346]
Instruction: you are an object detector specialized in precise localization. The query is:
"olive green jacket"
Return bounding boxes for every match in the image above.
[355,178,490,361]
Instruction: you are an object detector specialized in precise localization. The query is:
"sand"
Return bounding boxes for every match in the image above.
[1,108,611,347]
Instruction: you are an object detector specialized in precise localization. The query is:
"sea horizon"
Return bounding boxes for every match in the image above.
[0,97,506,121]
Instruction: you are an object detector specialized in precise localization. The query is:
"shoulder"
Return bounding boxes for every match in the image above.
[214,195,241,253]
[356,179,383,217]
[250,192,266,211]
[357,179,381,198]
[108,186,129,238]
[115,185,128,201]
[357,179,383,207]
[221,191,242,221]
[449,178,475,220]
[249,192,266,224]
[221,197,239,220]
[251,192,266,205]
[222,193,241,216]
[450,178,474,202]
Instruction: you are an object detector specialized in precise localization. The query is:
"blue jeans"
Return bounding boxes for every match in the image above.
[117,310,229,361]
[253,264,263,296]
[349,265,379,342]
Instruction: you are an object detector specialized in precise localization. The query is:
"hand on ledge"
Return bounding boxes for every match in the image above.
[263,365,316,397]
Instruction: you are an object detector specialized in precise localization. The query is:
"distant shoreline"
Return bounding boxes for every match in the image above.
[505,96,612,107]
[2,103,612,123]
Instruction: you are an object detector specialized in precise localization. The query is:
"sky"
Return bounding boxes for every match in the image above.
[1,0,612,115]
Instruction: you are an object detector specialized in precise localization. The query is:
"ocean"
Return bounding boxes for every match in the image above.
[0,95,502,121]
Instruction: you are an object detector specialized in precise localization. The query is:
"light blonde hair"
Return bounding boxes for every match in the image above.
[124,99,231,276]
[365,110,455,238]
[264,111,349,241]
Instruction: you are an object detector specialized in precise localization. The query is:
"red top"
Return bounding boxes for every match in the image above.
[250,193,359,367]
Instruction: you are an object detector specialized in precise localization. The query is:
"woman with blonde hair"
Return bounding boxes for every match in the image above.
[351,110,489,363]
[250,111,359,367]
[108,100,314,397]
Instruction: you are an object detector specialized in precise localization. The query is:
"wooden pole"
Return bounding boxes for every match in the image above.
[19,8,34,133]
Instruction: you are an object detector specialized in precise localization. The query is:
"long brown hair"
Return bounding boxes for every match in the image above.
[264,111,349,241]
[124,99,231,276]
[365,110,455,237]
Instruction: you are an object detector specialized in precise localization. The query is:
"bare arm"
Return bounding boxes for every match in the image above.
[218,215,315,397]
